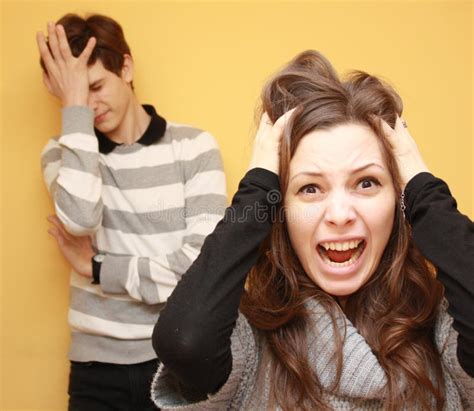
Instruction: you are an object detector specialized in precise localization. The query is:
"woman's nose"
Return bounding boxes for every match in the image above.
[323,192,356,227]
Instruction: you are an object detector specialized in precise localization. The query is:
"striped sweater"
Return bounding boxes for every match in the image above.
[41,105,227,363]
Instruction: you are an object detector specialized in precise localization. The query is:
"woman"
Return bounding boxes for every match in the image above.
[151,51,473,410]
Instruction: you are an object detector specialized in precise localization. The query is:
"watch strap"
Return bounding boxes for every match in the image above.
[91,255,102,284]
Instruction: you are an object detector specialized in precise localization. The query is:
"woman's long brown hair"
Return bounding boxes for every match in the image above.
[240,50,445,410]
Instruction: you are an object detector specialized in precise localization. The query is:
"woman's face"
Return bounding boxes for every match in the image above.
[284,122,396,297]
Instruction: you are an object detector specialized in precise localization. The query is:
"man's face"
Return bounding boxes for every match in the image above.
[86,60,133,138]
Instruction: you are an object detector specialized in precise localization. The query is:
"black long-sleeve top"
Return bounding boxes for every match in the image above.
[152,169,474,396]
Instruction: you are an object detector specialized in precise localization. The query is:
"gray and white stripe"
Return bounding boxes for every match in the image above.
[41,107,227,363]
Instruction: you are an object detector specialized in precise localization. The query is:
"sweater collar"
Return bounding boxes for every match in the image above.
[304,298,389,399]
[95,105,167,154]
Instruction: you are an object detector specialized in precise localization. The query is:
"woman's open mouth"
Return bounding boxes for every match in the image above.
[317,239,366,267]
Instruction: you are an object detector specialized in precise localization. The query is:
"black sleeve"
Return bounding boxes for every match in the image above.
[152,168,280,394]
[404,172,474,376]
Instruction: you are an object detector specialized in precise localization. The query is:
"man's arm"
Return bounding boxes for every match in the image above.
[45,132,227,299]
[38,23,102,236]
[40,108,103,236]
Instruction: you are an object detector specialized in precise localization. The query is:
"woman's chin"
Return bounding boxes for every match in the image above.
[318,280,365,297]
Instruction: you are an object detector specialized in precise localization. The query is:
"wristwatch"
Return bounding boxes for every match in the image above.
[91,254,105,284]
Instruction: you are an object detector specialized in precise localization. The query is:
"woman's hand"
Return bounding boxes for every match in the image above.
[381,116,429,189]
[248,110,295,175]
[36,22,96,107]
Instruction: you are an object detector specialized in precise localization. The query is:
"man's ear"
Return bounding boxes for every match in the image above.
[121,54,134,84]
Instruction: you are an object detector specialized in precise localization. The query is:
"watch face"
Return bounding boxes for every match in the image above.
[94,254,106,263]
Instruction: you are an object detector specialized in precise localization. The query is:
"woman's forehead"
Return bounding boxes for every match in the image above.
[289,123,387,177]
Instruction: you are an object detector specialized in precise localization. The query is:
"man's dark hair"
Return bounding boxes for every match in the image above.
[40,13,132,78]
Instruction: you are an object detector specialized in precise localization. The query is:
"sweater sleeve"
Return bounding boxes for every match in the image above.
[98,132,228,304]
[404,172,474,377]
[40,106,103,236]
[152,168,280,396]
[434,301,474,409]
[151,314,258,410]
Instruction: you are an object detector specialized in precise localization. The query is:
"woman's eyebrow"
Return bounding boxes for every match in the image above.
[290,163,386,182]
[289,171,323,182]
[351,163,386,173]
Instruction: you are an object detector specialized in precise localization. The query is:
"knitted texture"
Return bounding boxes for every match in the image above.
[152,299,473,410]
[41,106,227,363]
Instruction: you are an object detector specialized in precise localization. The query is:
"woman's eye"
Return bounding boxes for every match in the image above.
[357,177,380,190]
[298,184,320,195]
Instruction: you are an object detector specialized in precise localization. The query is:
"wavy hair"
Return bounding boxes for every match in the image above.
[240,50,445,410]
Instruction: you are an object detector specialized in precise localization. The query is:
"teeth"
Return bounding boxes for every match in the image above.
[320,240,362,251]
[320,243,365,267]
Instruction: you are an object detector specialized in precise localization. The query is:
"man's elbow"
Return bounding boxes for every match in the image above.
[55,203,102,236]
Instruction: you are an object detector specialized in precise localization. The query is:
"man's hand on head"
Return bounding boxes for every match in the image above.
[36,22,96,107]
[47,215,94,278]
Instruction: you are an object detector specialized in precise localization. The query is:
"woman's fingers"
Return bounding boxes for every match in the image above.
[255,112,273,142]
[394,116,408,132]
[256,108,296,142]
[379,117,395,139]
[274,107,297,127]
[379,115,429,187]
[249,108,298,174]
[272,108,296,136]
[381,116,411,143]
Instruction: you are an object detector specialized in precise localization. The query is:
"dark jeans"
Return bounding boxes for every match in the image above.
[68,359,159,411]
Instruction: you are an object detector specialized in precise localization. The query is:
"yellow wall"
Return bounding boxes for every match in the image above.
[1,1,472,409]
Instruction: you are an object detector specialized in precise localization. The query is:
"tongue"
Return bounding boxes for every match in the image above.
[326,249,355,263]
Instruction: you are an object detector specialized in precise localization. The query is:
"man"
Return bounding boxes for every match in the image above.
[38,13,227,410]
